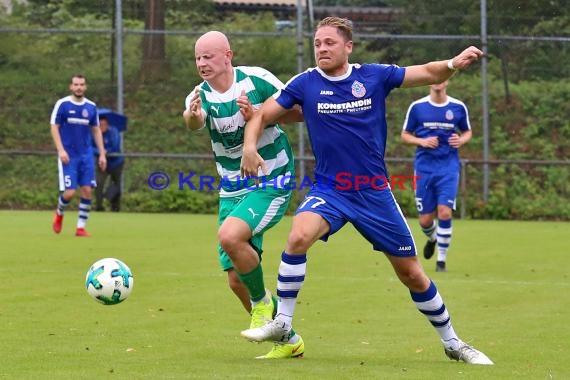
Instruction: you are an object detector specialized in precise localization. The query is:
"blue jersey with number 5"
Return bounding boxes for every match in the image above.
[50,96,99,157]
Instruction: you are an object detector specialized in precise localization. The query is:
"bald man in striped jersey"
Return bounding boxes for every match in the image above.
[183,31,304,359]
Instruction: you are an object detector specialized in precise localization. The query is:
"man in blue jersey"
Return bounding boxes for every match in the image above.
[93,115,125,212]
[401,80,472,272]
[51,74,106,237]
[240,17,493,365]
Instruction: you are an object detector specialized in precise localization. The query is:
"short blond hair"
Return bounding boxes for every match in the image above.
[316,17,353,42]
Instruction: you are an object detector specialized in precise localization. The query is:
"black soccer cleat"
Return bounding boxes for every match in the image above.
[423,239,436,260]
[436,261,447,272]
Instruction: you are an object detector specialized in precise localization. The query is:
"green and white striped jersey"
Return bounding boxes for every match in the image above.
[185,66,295,197]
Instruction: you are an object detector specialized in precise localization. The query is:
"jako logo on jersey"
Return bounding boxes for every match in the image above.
[351,81,366,98]
[398,246,412,251]
[320,90,334,95]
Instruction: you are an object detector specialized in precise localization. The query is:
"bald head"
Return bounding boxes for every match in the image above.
[195,31,230,52]
[194,31,234,90]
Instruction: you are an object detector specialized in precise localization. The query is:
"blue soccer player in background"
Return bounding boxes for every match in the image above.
[401,80,472,272]
[50,74,106,237]
[240,17,492,364]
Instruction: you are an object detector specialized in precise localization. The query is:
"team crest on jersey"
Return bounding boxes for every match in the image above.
[445,110,454,120]
[351,81,366,98]
[82,109,89,118]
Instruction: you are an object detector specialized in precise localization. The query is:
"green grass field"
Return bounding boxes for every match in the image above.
[0,210,568,379]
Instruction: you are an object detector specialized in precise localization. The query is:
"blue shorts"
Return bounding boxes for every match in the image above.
[414,171,459,214]
[58,153,96,191]
[296,186,417,257]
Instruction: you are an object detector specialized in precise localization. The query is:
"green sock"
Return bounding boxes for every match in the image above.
[236,264,266,302]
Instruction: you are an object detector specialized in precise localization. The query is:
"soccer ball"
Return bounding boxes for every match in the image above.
[85,258,134,305]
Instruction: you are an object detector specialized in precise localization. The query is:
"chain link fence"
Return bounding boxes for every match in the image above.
[1,2,568,219]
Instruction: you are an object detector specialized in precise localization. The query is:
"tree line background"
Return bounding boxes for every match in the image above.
[0,0,568,220]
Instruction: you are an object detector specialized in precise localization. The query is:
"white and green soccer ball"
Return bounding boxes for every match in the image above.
[85,258,134,305]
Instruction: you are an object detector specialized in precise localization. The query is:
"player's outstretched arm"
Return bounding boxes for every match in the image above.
[402,46,483,88]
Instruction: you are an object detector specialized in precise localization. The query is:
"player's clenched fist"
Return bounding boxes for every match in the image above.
[183,85,205,130]
[237,90,254,121]
[188,85,202,117]
[449,46,484,71]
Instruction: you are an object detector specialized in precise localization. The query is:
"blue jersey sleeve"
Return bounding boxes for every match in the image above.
[91,107,99,128]
[383,64,405,90]
[403,104,418,133]
[51,101,65,126]
[275,72,307,109]
[364,63,405,94]
[457,104,471,132]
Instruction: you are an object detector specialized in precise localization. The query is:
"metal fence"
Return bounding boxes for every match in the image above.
[1,149,569,220]
[1,2,568,219]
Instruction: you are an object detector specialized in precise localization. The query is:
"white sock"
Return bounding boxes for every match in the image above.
[436,219,452,261]
[274,251,307,329]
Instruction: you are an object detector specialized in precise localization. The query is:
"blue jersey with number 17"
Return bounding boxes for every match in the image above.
[275,63,405,188]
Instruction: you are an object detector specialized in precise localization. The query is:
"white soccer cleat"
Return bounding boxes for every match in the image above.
[241,319,292,343]
[444,341,494,365]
